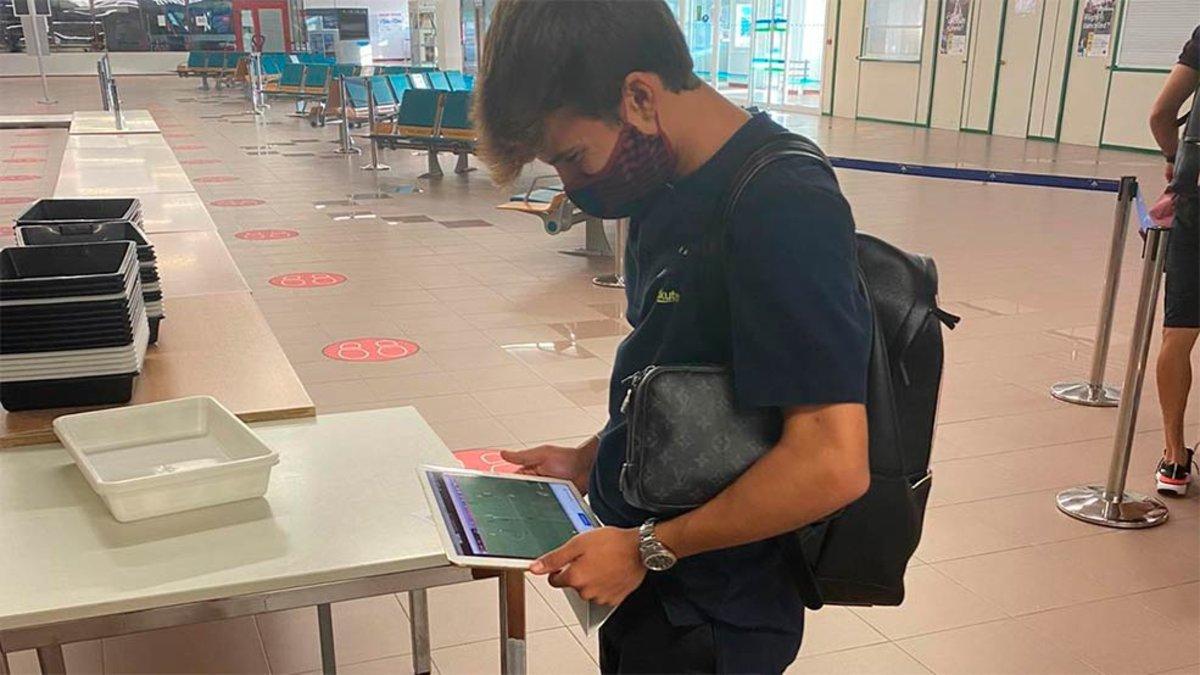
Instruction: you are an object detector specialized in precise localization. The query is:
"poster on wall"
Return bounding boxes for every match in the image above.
[735,3,751,48]
[1015,0,1038,16]
[375,11,410,61]
[939,0,970,56]
[1076,0,1115,58]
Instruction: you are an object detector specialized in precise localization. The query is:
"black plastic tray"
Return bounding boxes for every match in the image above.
[149,316,162,344]
[1,297,136,321]
[1,317,135,338]
[1,371,137,411]
[15,198,140,226]
[0,243,136,298]
[1,332,135,354]
[15,221,151,249]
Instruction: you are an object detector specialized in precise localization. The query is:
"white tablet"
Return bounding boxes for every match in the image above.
[419,465,602,569]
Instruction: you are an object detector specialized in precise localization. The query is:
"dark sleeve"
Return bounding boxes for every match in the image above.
[725,159,872,409]
[1180,26,1200,70]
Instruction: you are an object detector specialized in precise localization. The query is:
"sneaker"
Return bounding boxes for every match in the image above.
[1156,447,1196,497]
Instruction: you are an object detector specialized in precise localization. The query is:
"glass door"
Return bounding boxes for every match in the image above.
[232,0,291,51]
[746,0,824,112]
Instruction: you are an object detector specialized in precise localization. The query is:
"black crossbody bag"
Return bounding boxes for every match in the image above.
[618,132,957,607]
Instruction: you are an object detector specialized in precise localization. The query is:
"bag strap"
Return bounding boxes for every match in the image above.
[707,131,852,612]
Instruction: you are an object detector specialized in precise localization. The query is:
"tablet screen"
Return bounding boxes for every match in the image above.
[427,471,596,560]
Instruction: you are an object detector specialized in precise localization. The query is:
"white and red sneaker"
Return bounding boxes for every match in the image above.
[1156,447,1196,497]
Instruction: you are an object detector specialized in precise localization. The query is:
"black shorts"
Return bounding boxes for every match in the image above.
[1164,194,1200,329]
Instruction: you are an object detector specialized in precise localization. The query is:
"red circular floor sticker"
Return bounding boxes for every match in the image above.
[269,272,346,288]
[0,196,33,205]
[213,198,266,208]
[453,448,520,474]
[194,176,238,184]
[0,175,40,182]
[4,158,43,164]
[322,338,420,362]
[180,159,221,165]
[235,229,297,241]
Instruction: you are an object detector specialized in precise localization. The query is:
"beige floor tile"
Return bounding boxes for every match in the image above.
[1020,595,1198,675]
[566,624,602,663]
[787,642,932,675]
[1133,582,1199,637]
[448,363,545,392]
[849,566,1007,640]
[796,605,886,657]
[433,627,596,674]
[425,578,564,649]
[525,358,615,384]
[101,617,270,674]
[553,379,612,407]
[897,619,1096,675]
[296,653,436,675]
[256,596,413,674]
[306,379,378,410]
[934,539,1119,615]
[471,384,578,416]
[495,408,604,445]
[5,641,102,675]
[426,345,523,371]
[428,415,519,451]
[363,372,469,400]
[403,394,492,423]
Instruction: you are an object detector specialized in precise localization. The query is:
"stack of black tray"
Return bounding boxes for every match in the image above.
[15,198,163,343]
[0,242,149,411]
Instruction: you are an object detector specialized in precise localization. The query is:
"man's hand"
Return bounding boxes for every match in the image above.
[1165,161,1175,184]
[529,527,646,607]
[501,444,593,493]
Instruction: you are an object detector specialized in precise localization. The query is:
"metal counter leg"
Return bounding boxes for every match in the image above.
[454,152,475,175]
[498,571,526,675]
[420,150,444,179]
[0,650,11,675]
[408,590,432,675]
[317,603,337,675]
[36,646,65,675]
[593,218,627,289]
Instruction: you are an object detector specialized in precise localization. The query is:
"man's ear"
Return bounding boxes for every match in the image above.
[619,72,662,134]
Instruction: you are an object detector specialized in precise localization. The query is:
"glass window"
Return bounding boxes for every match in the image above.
[862,0,924,61]
[1116,0,1200,70]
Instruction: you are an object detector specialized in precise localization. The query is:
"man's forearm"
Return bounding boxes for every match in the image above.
[576,433,601,468]
[655,406,868,559]
[1152,114,1180,160]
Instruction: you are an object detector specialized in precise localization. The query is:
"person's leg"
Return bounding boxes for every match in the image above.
[599,583,716,674]
[1157,194,1199,494]
[1157,328,1198,464]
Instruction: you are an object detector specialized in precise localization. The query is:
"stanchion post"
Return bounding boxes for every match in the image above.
[109,80,124,131]
[593,218,627,288]
[360,77,390,171]
[335,76,361,156]
[1050,175,1138,407]
[97,57,111,111]
[1056,226,1171,528]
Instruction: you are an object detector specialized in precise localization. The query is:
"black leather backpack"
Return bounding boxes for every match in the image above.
[720,133,959,607]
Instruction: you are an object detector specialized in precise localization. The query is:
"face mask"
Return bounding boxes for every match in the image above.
[563,121,676,219]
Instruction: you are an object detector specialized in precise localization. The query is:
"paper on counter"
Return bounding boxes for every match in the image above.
[564,587,616,635]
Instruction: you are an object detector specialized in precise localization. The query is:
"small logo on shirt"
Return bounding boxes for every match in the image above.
[656,289,680,304]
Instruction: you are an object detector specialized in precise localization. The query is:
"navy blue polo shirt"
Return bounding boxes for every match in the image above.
[589,113,871,647]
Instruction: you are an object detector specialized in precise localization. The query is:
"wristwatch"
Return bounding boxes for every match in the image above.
[637,519,678,572]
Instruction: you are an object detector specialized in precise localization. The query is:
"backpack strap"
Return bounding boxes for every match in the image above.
[707,130,848,612]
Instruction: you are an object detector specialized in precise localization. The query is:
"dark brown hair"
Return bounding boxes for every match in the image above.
[474,0,702,184]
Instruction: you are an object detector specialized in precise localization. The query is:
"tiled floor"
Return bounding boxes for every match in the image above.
[2,76,1198,674]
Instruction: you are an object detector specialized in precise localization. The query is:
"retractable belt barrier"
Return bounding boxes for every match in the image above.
[823,155,1133,409]
[823,155,1180,529]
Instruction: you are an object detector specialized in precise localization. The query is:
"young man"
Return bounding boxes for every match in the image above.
[477,2,872,672]
[1149,24,1200,496]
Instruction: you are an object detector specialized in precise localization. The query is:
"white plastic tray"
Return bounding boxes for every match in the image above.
[53,396,279,522]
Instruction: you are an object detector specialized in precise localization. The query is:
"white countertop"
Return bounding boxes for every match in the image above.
[135,192,218,234]
[69,110,160,135]
[55,133,193,197]
[0,407,459,631]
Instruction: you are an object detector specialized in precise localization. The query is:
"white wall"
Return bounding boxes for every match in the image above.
[823,0,1187,151]
[0,52,183,77]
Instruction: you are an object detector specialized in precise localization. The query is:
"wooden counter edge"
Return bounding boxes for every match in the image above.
[0,403,316,449]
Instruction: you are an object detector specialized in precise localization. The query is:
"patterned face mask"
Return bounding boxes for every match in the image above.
[563,120,676,219]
